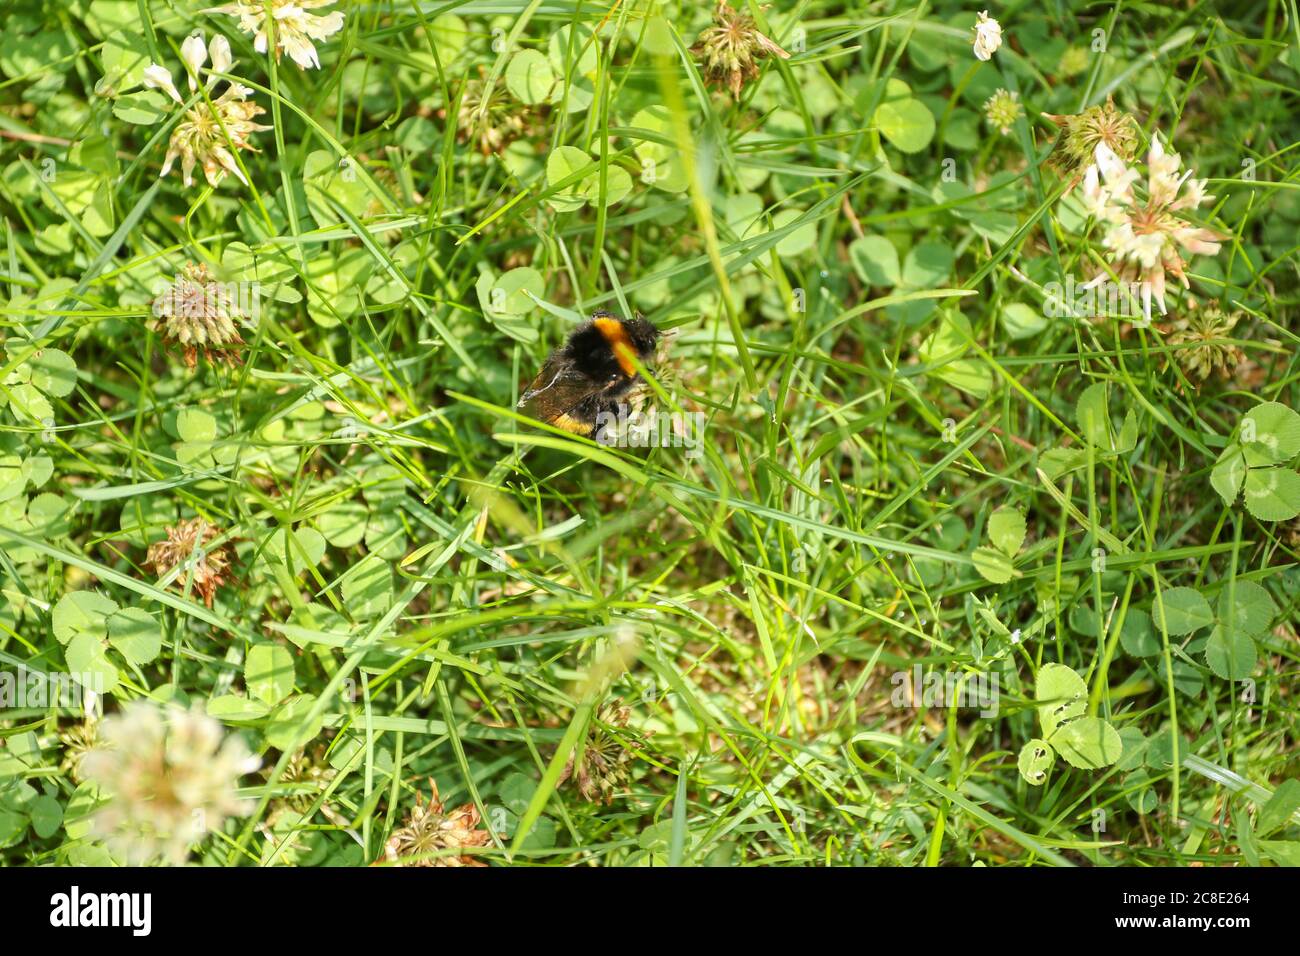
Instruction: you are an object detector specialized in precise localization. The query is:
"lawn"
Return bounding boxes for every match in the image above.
[0,0,1297,867]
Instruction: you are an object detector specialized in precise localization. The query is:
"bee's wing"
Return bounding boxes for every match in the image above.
[518,360,604,433]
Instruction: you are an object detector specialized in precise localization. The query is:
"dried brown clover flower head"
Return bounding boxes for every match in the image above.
[146,517,231,608]
[1043,97,1140,179]
[692,1,790,98]
[382,779,492,866]
[559,698,645,805]
[1167,304,1245,383]
[150,263,245,368]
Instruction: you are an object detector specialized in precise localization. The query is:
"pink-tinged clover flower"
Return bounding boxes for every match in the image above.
[1078,135,1223,313]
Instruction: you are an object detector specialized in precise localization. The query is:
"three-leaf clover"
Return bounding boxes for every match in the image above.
[1,340,78,428]
[1211,402,1300,521]
[52,590,163,695]
[1152,581,1275,681]
[1018,663,1123,785]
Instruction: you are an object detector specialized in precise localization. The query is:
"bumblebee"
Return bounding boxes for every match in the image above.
[518,311,661,438]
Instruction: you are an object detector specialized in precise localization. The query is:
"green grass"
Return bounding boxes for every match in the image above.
[0,0,1298,867]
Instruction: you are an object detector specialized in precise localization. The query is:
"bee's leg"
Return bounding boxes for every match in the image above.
[585,392,626,444]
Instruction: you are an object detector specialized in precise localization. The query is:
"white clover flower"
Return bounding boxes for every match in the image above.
[181,33,208,90]
[1172,177,1210,212]
[177,32,234,91]
[691,0,791,99]
[143,41,270,189]
[1077,135,1222,313]
[210,34,233,77]
[1081,141,1140,217]
[209,0,346,70]
[81,701,261,865]
[972,11,1003,61]
[143,63,183,103]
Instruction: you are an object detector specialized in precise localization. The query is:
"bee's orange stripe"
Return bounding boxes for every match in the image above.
[551,413,590,435]
[594,317,638,377]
